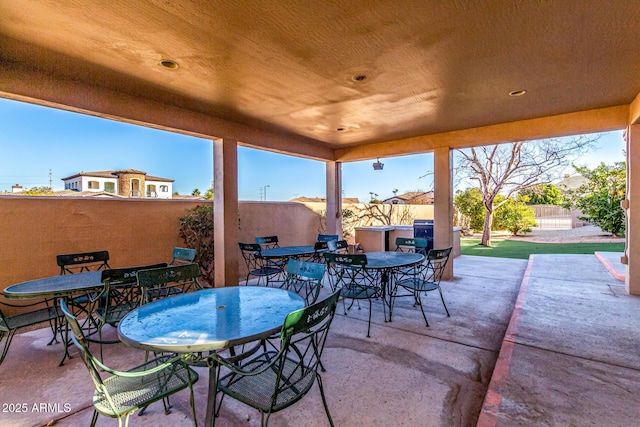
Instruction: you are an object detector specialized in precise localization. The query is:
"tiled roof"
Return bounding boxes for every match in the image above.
[60,170,174,182]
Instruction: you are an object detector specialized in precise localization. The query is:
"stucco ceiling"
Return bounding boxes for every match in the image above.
[1,1,639,156]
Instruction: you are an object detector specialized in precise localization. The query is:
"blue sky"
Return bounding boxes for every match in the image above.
[0,98,626,202]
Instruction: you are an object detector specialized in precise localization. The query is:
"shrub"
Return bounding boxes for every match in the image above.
[178,204,214,285]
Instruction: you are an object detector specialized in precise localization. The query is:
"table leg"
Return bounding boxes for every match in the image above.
[205,363,218,426]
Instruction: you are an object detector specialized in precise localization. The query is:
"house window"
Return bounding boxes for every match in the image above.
[130,179,141,197]
[160,185,168,192]
[146,184,157,198]
[88,181,100,189]
[104,182,115,193]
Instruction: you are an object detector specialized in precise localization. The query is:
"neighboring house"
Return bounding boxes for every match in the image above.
[383,191,434,205]
[289,196,360,204]
[61,169,174,199]
[556,174,588,193]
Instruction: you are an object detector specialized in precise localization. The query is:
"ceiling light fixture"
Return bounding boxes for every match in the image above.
[509,89,526,97]
[373,158,384,170]
[337,127,345,131]
[160,59,179,69]
[352,74,367,82]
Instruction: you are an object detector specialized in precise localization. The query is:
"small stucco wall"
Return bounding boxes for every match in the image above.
[0,197,322,302]
[0,196,204,287]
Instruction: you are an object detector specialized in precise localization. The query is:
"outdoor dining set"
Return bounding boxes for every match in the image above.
[0,234,452,426]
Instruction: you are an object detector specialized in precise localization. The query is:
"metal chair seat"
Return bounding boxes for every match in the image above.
[395,278,440,293]
[219,351,316,412]
[94,355,198,418]
[0,304,62,365]
[60,300,199,426]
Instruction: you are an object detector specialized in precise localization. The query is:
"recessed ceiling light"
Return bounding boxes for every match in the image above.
[509,89,526,97]
[337,127,345,131]
[160,59,179,69]
[352,74,367,82]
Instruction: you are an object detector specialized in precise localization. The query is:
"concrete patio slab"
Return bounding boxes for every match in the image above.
[479,254,640,427]
[4,253,639,427]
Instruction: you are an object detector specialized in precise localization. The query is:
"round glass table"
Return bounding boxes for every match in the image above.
[118,286,305,426]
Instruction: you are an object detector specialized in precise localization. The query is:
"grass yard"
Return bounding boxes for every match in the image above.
[461,238,625,259]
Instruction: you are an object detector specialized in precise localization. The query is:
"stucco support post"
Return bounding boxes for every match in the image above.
[213,138,239,288]
[434,147,454,279]
[625,124,640,295]
[326,161,343,239]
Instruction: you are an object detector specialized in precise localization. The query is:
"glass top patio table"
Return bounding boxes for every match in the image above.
[3,270,103,300]
[363,251,425,269]
[117,286,305,427]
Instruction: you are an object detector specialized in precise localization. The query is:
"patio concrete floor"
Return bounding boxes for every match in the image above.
[1,253,639,427]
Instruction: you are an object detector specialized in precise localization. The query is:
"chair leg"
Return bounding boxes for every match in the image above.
[415,291,430,327]
[438,287,450,317]
[90,409,99,427]
[0,330,16,365]
[366,299,372,338]
[316,373,335,427]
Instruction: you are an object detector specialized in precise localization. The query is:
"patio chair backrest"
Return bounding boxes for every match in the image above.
[423,247,453,284]
[282,259,326,305]
[395,237,428,255]
[327,239,349,254]
[170,247,197,266]
[57,250,111,275]
[317,234,339,242]
[59,299,105,389]
[255,235,279,249]
[324,252,367,267]
[136,263,202,304]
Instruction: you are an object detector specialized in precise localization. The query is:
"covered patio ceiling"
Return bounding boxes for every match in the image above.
[1,1,639,161]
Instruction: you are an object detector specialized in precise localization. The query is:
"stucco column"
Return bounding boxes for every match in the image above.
[626,124,640,295]
[325,161,343,238]
[213,138,239,287]
[434,147,454,279]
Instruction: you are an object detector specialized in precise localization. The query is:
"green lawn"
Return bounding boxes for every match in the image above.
[460,238,625,259]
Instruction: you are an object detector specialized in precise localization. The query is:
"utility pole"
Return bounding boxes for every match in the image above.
[49,169,52,189]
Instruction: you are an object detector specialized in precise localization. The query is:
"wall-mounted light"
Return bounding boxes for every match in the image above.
[373,158,384,170]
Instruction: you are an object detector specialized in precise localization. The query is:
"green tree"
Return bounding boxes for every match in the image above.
[519,183,564,205]
[566,162,626,237]
[192,188,201,197]
[454,188,485,231]
[494,197,537,235]
[21,186,54,195]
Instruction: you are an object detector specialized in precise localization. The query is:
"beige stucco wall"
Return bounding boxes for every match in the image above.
[0,197,320,304]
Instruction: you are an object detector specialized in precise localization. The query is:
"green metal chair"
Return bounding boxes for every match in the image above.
[317,234,339,242]
[308,240,329,263]
[325,240,350,291]
[324,252,383,337]
[56,250,112,335]
[170,247,197,266]
[0,299,62,366]
[239,243,283,286]
[213,289,341,427]
[280,259,325,306]
[56,250,111,274]
[91,263,168,361]
[394,237,428,255]
[136,263,203,304]
[390,247,452,326]
[255,235,280,249]
[59,299,199,427]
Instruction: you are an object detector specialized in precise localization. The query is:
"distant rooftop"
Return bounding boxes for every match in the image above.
[61,170,174,182]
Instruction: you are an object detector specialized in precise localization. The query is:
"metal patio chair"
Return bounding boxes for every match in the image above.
[394,237,428,255]
[0,299,62,366]
[324,252,383,337]
[280,259,326,306]
[239,243,283,286]
[255,235,280,249]
[308,240,329,263]
[317,234,339,242]
[136,263,203,304]
[60,300,199,427]
[213,289,341,427]
[390,247,452,327]
[56,250,112,335]
[91,262,167,361]
[170,247,197,266]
